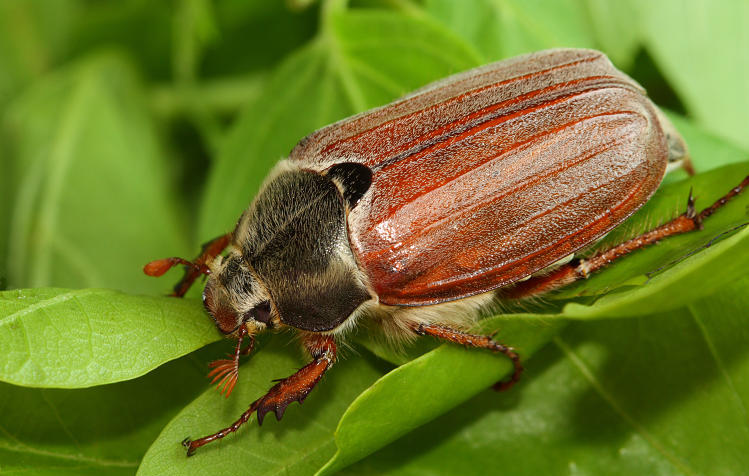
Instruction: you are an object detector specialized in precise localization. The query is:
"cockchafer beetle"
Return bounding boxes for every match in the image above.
[144,48,749,455]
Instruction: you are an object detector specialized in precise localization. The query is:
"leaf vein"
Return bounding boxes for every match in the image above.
[690,309,749,429]
[0,289,101,327]
[553,336,698,476]
[0,423,136,468]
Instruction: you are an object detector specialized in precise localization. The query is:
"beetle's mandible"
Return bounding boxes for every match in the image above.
[144,48,749,456]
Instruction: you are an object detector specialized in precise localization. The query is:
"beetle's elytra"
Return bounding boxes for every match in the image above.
[144,48,749,455]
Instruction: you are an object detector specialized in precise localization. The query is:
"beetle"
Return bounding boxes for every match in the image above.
[144,48,749,456]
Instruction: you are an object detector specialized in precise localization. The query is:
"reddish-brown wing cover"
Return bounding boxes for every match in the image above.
[290,49,669,305]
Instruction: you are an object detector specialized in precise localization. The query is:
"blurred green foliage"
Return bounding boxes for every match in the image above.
[1,0,748,475]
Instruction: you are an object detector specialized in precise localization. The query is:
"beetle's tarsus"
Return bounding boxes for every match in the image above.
[491,345,523,392]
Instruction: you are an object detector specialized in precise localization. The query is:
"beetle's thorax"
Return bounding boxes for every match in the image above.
[224,162,372,333]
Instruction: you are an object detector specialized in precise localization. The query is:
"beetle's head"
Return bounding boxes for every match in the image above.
[203,251,274,337]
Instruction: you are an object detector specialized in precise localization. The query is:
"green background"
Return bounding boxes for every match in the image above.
[1,0,748,475]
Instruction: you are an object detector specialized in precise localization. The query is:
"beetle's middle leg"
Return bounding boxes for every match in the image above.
[182,333,336,456]
[506,174,749,299]
[410,322,523,391]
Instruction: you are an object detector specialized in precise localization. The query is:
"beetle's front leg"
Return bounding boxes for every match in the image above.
[410,322,523,391]
[182,333,336,456]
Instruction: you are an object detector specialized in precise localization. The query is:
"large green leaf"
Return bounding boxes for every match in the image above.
[423,0,596,62]
[0,0,80,105]
[580,0,641,69]
[0,288,219,387]
[64,1,174,81]
[666,112,749,173]
[197,8,480,239]
[136,335,390,476]
[3,53,190,294]
[634,0,749,150]
[201,0,319,77]
[339,276,749,475]
[0,348,214,476]
[0,0,81,284]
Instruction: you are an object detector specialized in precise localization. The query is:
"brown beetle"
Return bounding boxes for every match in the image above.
[144,48,748,455]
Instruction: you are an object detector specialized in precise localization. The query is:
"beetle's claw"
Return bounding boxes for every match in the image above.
[685,187,697,219]
[182,437,196,457]
[684,187,705,229]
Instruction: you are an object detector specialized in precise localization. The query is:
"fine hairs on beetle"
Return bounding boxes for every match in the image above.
[144,48,749,456]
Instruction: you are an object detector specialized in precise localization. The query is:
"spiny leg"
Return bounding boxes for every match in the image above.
[506,174,749,299]
[182,334,337,456]
[143,233,232,297]
[410,322,523,391]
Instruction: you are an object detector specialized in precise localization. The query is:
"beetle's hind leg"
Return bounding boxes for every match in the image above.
[143,233,232,297]
[182,334,336,456]
[410,323,523,391]
[506,174,749,299]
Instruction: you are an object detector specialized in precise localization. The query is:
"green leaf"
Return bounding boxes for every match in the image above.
[0,350,213,476]
[634,0,749,150]
[340,276,749,475]
[201,0,319,77]
[0,288,219,387]
[0,0,80,106]
[64,1,174,81]
[317,315,568,476]
[3,53,190,294]
[580,0,641,69]
[666,112,749,173]
[197,8,480,239]
[137,335,390,476]
[423,0,596,61]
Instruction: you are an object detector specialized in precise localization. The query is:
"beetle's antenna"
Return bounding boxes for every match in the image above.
[207,327,254,398]
[143,257,210,277]
[144,233,232,297]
